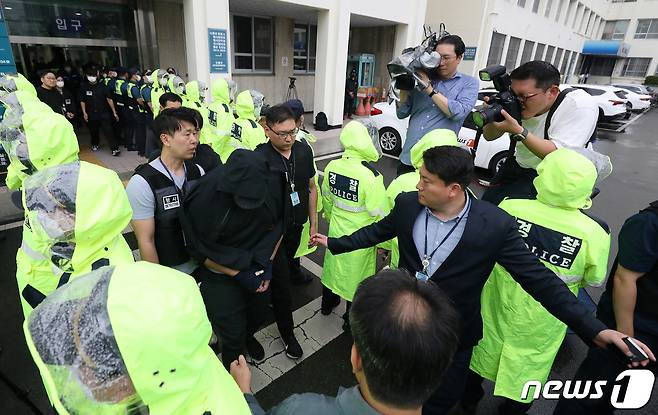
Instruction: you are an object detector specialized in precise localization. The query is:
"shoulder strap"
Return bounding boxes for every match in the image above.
[544,88,574,140]
[183,159,202,180]
[134,163,172,193]
[361,161,381,177]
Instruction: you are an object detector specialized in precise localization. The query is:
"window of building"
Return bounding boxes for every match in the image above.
[567,51,578,75]
[293,23,317,73]
[564,0,575,25]
[580,8,590,33]
[545,0,554,17]
[622,58,652,77]
[232,15,273,73]
[555,0,565,22]
[534,43,546,60]
[545,45,555,62]
[561,50,571,73]
[520,40,535,64]
[572,3,583,29]
[602,20,629,40]
[634,19,658,39]
[589,56,616,76]
[518,0,527,7]
[585,13,595,35]
[532,0,540,12]
[487,32,506,66]
[553,48,564,67]
[505,37,522,69]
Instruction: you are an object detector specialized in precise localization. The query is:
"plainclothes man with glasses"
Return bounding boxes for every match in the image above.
[395,35,479,177]
[481,61,599,205]
[254,105,317,360]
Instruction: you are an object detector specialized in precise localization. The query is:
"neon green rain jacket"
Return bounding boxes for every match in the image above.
[470,148,611,403]
[207,78,241,162]
[232,90,267,150]
[150,69,168,118]
[19,161,134,318]
[381,129,459,268]
[24,262,252,415]
[183,80,212,145]
[320,122,388,301]
[294,130,323,259]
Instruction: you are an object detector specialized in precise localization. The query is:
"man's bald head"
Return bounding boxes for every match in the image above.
[349,269,460,409]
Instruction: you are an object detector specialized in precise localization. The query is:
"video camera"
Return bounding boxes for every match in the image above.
[472,65,522,128]
[386,24,448,102]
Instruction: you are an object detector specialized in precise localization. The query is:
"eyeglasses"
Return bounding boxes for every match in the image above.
[440,55,457,61]
[517,92,541,103]
[269,127,299,139]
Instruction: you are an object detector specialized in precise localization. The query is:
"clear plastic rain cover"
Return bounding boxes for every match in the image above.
[26,266,148,414]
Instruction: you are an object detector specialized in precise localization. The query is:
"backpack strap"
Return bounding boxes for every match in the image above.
[544,88,597,145]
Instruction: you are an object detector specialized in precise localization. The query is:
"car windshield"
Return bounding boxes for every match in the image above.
[573,86,605,96]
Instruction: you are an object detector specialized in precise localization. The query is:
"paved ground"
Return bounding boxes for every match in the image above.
[1,110,658,414]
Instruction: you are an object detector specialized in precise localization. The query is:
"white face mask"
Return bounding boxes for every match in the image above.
[56,81,64,88]
[87,76,97,83]
[134,75,141,82]
[143,75,152,85]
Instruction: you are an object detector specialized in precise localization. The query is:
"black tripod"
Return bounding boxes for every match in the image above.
[285,77,298,101]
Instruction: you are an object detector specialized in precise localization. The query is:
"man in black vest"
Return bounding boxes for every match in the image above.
[480,61,598,205]
[126,107,204,275]
[311,146,654,415]
[555,201,658,414]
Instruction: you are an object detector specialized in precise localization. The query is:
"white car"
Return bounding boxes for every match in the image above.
[612,87,651,112]
[370,99,511,178]
[566,84,629,122]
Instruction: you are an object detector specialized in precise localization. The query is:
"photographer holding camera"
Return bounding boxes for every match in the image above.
[395,35,479,177]
[479,60,598,205]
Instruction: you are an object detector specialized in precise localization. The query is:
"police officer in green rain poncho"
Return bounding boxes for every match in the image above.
[149,69,170,119]
[464,148,612,414]
[207,78,240,163]
[379,129,459,269]
[24,262,253,415]
[231,90,268,150]
[21,160,134,315]
[320,120,388,328]
[1,73,79,318]
[183,80,212,145]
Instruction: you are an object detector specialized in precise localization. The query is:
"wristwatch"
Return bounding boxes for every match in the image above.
[428,89,437,98]
[511,126,529,142]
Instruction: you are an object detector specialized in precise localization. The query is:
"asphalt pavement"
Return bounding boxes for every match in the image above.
[2,110,658,414]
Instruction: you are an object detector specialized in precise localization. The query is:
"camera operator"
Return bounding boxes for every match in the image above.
[395,35,479,177]
[481,60,598,205]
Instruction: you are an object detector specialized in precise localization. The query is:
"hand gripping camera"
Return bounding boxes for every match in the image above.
[472,65,522,128]
[386,24,448,103]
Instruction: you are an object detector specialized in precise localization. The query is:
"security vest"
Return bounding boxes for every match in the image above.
[134,161,202,267]
[127,81,144,113]
[114,78,127,109]
[140,84,153,115]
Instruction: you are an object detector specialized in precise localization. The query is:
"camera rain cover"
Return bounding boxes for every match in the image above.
[25,266,146,415]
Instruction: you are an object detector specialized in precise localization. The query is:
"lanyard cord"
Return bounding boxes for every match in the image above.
[280,148,296,192]
[422,194,471,272]
[159,157,187,197]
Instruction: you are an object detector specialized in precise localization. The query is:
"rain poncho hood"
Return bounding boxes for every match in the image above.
[23,161,132,274]
[410,129,459,169]
[340,121,380,163]
[24,262,252,415]
[184,80,201,103]
[0,73,38,97]
[1,91,79,189]
[211,78,230,105]
[534,148,597,210]
[235,90,261,120]
[167,75,186,96]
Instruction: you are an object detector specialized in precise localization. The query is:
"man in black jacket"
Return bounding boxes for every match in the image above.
[311,146,654,415]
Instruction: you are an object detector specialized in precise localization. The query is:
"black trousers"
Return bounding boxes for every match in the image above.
[133,112,147,155]
[196,266,266,369]
[321,286,351,319]
[271,224,304,338]
[344,95,354,116]
[481,157,538,206]
[396,161,415,177]
[461,370,533,415]
[87,117,118,151]
[422,348,473,415]
[144,119,158,159]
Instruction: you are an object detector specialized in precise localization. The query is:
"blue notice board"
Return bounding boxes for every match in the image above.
[208,28,228,73]
[464,47,477,61]
[0,7,16,74]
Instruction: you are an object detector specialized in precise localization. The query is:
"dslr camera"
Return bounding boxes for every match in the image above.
[472,65,522,128]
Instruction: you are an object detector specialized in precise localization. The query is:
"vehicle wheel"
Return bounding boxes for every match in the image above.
[488,151,509,182]
[598,108,604,123]
[378,127,402,156]
[624,102,632,119]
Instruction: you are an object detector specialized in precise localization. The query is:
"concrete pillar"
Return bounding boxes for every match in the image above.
[313,4,351,127]
[183,0,231,102]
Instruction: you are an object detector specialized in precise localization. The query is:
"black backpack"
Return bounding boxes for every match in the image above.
[315,112,329,131]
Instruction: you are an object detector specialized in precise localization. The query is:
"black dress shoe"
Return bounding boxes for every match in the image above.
[246,336,265,362]
[321,296,340,315]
